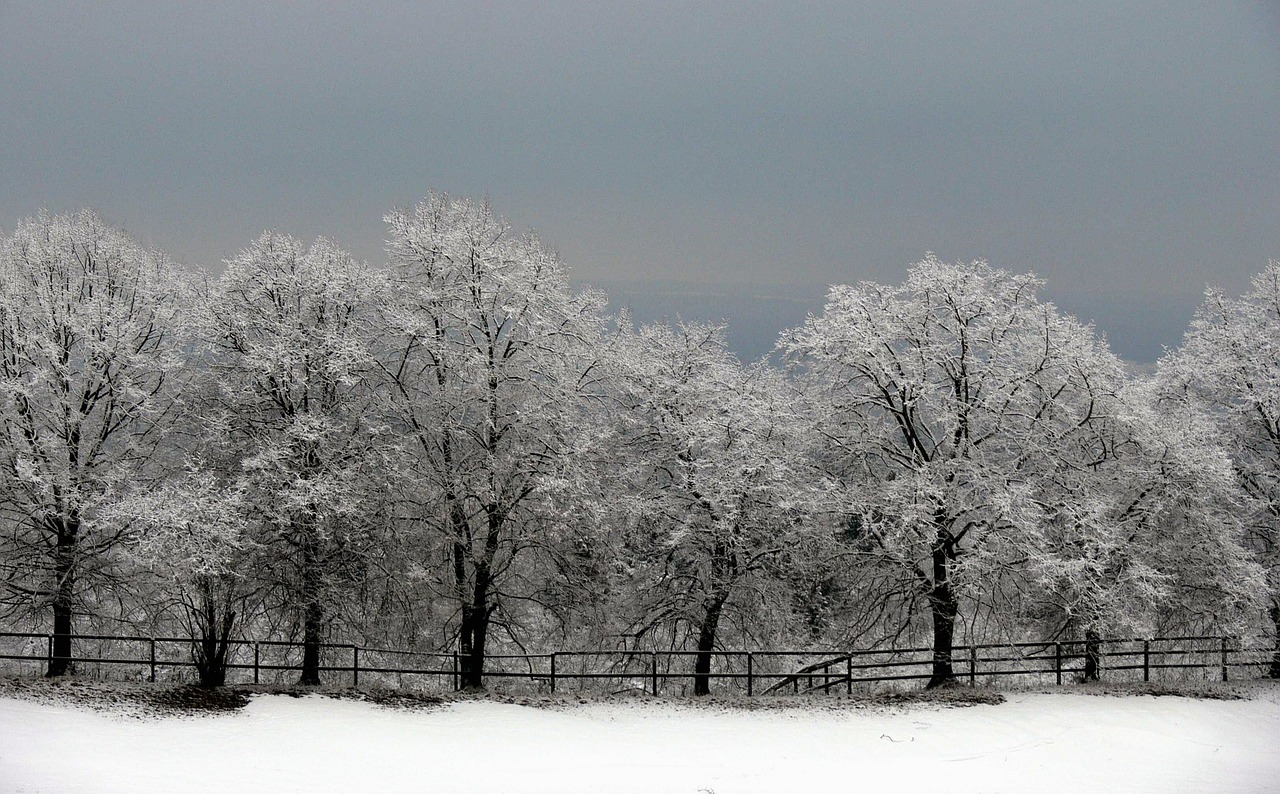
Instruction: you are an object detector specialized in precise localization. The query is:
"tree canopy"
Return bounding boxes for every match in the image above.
[0,207,1271,689]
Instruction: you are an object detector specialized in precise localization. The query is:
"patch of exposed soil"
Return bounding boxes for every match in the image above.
[998,677,1280,701]
[147,685,252,712]
[1067,681,1247,700]
[333,687,444,710]
[4,673,1274,717]
[0,675,249,716]
[869,686,1006,707]
[0,675,450,715]
[524,684,1006,714]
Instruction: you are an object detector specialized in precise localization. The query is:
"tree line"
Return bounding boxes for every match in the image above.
[0,198,1276,690]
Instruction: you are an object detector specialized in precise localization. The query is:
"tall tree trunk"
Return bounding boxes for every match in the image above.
[300,600,323,685]
[459,561,493,690]
[453,536,471,689]
[48,598,73,677]
[926,535,958,689]
[456,497,505,691]
[46,520,77,678]
[693,595,727,696]
[1083,628,1102,682]
[299,537,323,686]
[1268,600,1280,679]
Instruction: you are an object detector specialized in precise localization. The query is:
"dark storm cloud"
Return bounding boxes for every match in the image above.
[1,1,1277,361]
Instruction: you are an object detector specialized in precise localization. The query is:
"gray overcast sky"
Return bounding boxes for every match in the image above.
[2,1,1277,361]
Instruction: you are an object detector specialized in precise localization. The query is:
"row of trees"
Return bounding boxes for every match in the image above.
[0,201,1275,690]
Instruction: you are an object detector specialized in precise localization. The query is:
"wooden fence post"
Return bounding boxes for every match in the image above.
[352,645,360,687]
[149,638,157,683]
[650,652,658,696]
[746,653,753,697]
[846,655,853,696]
[968,645,977,687]
[1143,641,1150,682]
[253,642,260,684]
[1054,642,1062,686]
[452,653,459,692]
[550,653,557,695]
[1221,638,1229,682]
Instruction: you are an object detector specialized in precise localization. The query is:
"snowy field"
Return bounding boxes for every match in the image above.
[3,687,1279,793]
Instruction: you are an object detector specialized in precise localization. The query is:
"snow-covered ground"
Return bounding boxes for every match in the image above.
[3,688,1278,793]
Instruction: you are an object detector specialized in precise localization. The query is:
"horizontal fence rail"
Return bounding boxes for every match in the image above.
[0,631,1273,695]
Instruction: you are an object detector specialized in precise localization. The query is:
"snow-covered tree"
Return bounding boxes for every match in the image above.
[787,256,1265,685]
[108,469,252,687]
[0,209,188,676]
[380,194,607,689]
[1160,261,1280,674]
[1021,378,1264,659]
[203,232,389,685]
[784,257,1136,686]
[603,321,829,694]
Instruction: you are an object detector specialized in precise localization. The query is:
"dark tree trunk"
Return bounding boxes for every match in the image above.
[458,606,490,690]
[47,599,73,677]
[299,539,324,686]
[46,521,78,678]
[300,599,323,686]
[455,495,505,692]
[1269,602,1280,679]
[194,623,233,688]
[693,596,726,696]
[925,538,958,689]
[190,578,237,688]
[458,560,493,690]
[1083,629,1102,682]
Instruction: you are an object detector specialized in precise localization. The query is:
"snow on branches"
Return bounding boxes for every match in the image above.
[784,255,1264,685]
[0,204,1268,688]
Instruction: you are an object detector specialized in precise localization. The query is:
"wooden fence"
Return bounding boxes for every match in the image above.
[0,631,1272,695]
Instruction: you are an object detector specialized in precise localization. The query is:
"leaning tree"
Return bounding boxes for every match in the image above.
[0,209,188,676]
